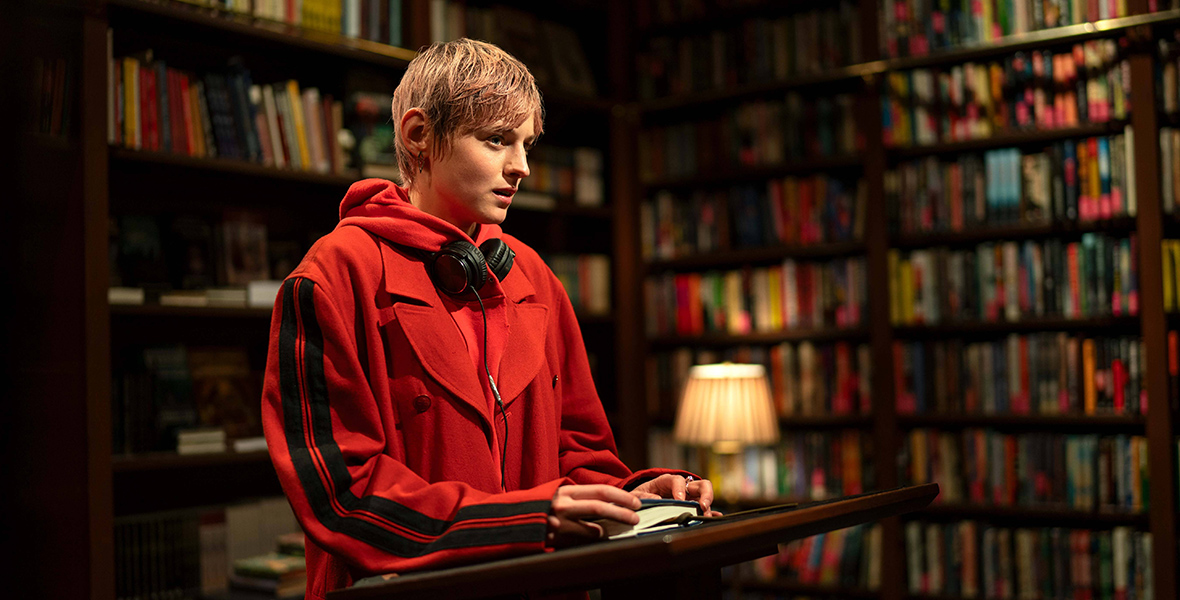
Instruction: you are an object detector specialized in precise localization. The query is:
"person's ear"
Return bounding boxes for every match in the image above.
[398,107,429,157]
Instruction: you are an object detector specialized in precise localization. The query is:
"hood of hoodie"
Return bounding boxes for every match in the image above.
[336,178,503,250]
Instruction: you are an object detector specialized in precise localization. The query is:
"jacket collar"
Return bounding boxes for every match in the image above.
[377,240,548,426]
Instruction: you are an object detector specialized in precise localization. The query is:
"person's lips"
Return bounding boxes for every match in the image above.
[493,188,516,199]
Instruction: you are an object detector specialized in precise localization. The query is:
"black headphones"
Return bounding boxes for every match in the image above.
[427,238,515,297]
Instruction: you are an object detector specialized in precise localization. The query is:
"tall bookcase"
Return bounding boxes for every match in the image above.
[8,1,625,598]
[620,1,1178,600]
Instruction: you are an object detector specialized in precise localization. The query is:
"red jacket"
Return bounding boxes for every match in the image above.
[262,180,684,599]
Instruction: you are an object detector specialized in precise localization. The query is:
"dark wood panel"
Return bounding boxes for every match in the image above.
[887,121,1129,159]
[647,241,866,272]
[112,452,283,516]
[891,217,1138,249]
[649,326,871,347]
[892,316,1142,337]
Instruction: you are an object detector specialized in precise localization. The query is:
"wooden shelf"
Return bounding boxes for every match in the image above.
[638,64,874,115]
[112,450,271,473]
[649,326,870,347]
[642,156,863,191]
[652,412,872,430]
[636,10,1180,116]
[886,121,1129,159]
[110,147,358,187]
[892,315,1142,337]
[891,217,1138,249]
[898,413,1146,432]
[727,578,879,598]
[110,303,273,319]
[912,503,1150,527]
[108,0,416,68]
[647,241,865,273]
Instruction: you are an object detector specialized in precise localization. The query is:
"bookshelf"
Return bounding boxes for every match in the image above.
[625,1,1179,599]
[10,0,627,598]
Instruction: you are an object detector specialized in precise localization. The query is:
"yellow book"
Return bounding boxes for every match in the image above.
[1164,241,1176,312]
[982,0,994,41]
[900,257,915,325]
[122,56,139,149]
[767,266,782,330]
[1172,240,1180,311]
[910,430,927,485]
[188,79,205,158]
[888,250,901,325]
[285,80,312,169]
[1082,338,1096,415]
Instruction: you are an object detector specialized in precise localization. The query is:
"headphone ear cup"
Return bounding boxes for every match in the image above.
[430,240,487,295]
[480,239,515,283]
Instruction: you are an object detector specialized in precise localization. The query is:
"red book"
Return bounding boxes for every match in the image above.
[1018,336,1030,414]
[177,72,195,156]
[893,342,914,414]
[1068,243,1081,317]
[1112,357,1126,413]
[674,274,691,335]
[687,273,704,334]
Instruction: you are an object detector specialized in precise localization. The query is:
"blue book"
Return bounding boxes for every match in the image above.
[154,60,170,153]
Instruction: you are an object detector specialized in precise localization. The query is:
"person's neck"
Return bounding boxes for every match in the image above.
[407,182,478,238]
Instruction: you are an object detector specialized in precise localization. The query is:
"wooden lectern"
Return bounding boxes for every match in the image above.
[329,483,939,600]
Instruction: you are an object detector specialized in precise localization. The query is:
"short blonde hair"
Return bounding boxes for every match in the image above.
[393,38,545,187]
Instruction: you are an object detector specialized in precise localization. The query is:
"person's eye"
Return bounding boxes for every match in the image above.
[488,135,505,146]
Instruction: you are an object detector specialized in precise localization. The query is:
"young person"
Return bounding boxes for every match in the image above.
[261,38,717,599]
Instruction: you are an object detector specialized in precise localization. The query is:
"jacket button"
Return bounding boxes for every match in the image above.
[412,395,431,413]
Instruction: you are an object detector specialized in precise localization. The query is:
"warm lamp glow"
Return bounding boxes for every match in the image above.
[672,363,780,454]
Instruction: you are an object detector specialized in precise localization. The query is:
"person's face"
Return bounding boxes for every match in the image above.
[424,116,536,236]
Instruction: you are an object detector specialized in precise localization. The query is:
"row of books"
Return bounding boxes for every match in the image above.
[114,497,299,599]
[888,234,1141,326]
[640,176,866,261]
[107,44,348,174]
[113,344,262,454]
[883,40,1128,148]
[517,146,605,209]
[638,94,862,183]
[429,1,598,97]
[110,211,303,293]
[546,254,612,317]
[903,522,1153,600]
[886,131,1138,235]
[647,342,872,421]
[900,429,1150,512]
[646,429,875,502]
[879,0,1147,58]
[1157,128,1180,216]
[738,525,882,591]
[645,258,868,337]
[30,56,74,139]
[179,0,405,47]
[635,2,863,100]
[1156,31,1180,116]
[894,334,1147,416]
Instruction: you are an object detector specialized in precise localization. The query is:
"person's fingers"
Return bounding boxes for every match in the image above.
[630,491,661,499]
[687,479,714,513]
[670,475,688,501]
[553,498,639,525]
[705,510,724,517]
[564,484,641,508]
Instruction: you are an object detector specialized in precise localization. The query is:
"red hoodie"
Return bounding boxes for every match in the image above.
[262,180,688,598]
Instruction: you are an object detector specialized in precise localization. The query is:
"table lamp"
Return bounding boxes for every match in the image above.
[672,362,780,454]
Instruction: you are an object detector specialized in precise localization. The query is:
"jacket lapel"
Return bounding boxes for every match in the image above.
[496,264,548,408]
[379,242,492,429]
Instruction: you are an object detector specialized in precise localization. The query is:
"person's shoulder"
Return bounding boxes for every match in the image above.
[289,226,381,289]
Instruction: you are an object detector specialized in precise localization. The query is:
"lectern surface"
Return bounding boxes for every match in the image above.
[329,483,939,600]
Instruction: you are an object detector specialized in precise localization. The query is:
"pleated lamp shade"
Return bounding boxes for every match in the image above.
[672,363,780,454]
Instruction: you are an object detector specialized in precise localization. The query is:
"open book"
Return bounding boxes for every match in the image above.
[594,499,800,540]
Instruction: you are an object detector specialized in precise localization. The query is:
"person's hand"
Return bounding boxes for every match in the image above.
[547,484,641,547]
[629,474,722,516]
